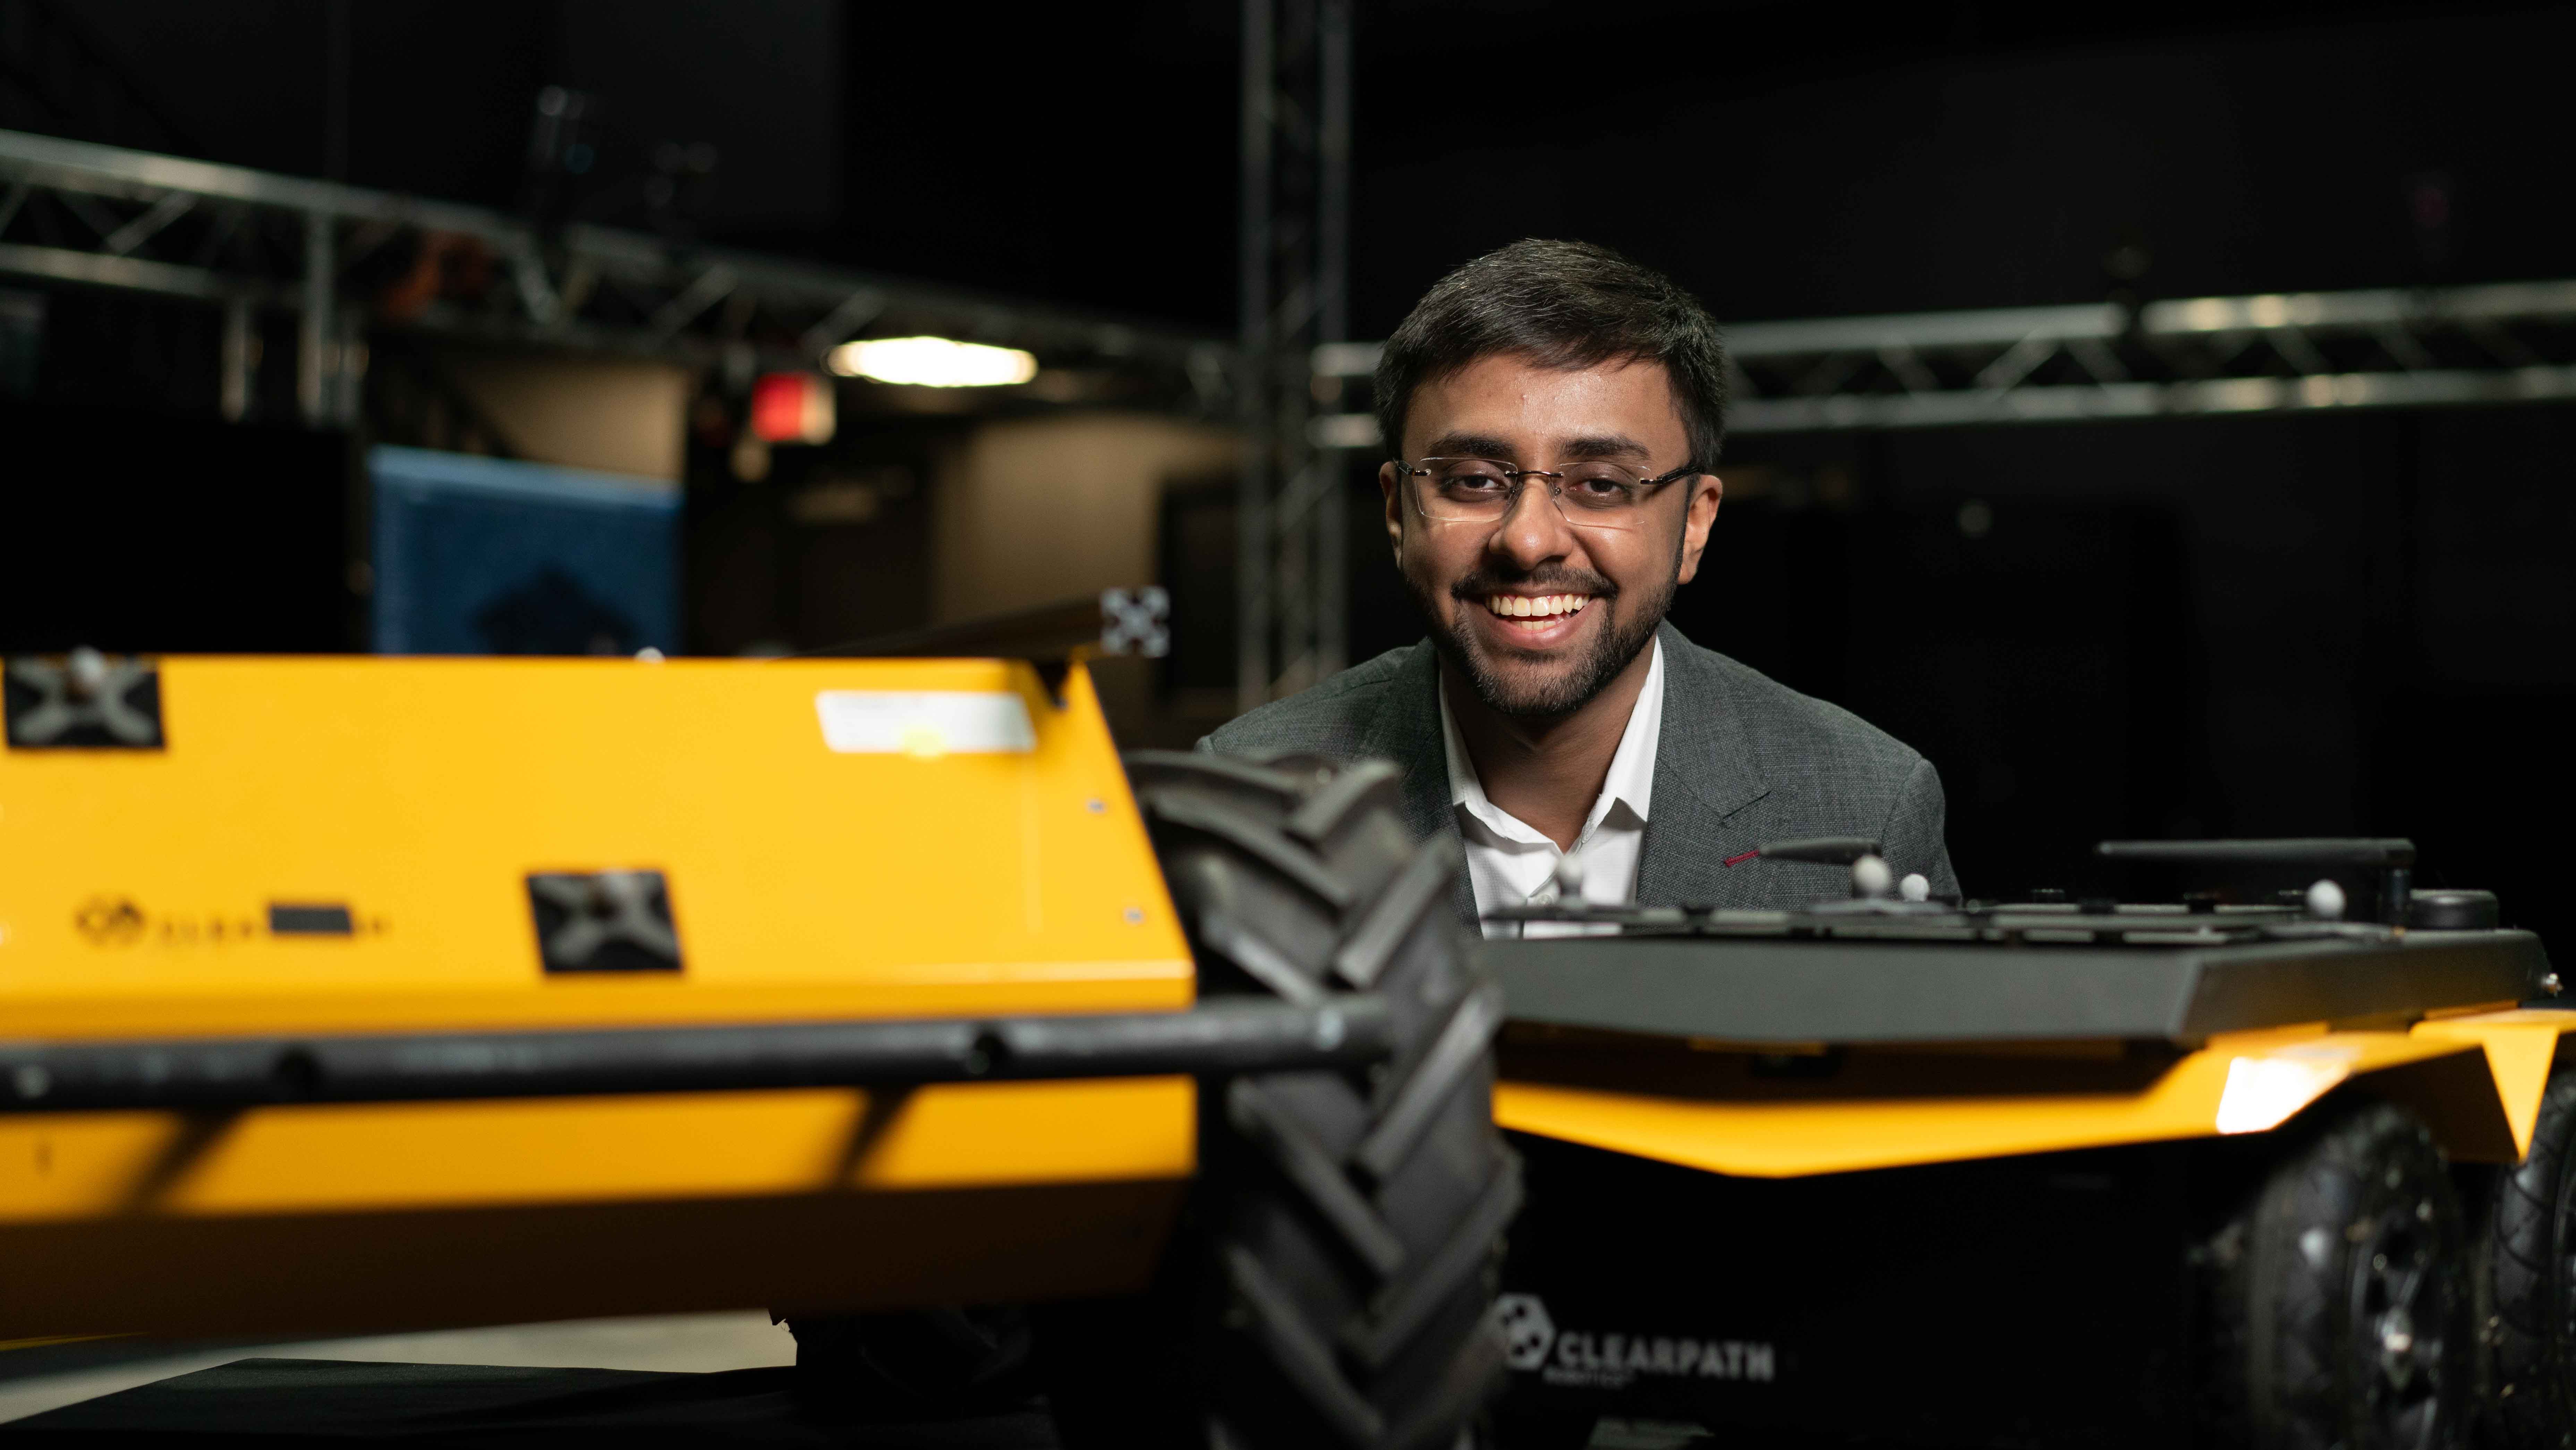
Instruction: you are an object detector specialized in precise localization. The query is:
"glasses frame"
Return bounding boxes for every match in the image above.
[1397,457,1700,530]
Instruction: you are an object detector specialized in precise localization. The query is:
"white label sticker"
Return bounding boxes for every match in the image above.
[814,691,1036,756]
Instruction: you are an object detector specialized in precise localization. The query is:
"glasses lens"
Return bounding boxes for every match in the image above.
[1418,459,1515,517]
[1557,462,1648,512]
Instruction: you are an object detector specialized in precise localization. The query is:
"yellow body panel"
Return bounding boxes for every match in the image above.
[0,1080,1195,1337]
[1498,1013,2576,1179]
[0,1078,1191,1221]
[0,656,1196,1335]
[0,655,1190,1034]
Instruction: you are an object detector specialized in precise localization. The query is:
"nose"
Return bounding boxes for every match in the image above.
[1488,475,1578,571]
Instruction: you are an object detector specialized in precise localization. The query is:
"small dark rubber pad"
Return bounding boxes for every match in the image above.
[526,870,683,973]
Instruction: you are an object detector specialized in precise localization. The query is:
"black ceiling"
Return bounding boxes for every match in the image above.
[37,0,2574,332]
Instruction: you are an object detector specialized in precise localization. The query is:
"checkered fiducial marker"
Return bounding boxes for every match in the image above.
[5,653,163,748]
[1099,587,1171,658]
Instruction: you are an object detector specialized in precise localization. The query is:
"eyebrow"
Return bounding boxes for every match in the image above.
[1423,432,1516,459]
[1555,434,1654,463]
[1420,432,1656,464]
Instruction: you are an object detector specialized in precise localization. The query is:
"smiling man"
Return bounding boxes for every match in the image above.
[1206,240,1957,931]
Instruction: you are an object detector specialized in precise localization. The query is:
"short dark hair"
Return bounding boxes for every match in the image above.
[1375,238,1729,472]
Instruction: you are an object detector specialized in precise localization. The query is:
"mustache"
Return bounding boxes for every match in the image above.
[1448,565,1618,602]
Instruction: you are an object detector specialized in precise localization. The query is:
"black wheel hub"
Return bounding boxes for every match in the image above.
[2353,1193,2452,1448]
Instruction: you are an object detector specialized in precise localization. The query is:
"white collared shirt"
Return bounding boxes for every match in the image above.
[1440,638,1664,939]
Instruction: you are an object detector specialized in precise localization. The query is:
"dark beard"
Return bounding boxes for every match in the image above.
[1408,560,1673,720]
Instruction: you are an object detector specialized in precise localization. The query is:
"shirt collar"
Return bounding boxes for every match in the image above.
[1439,637,1664,847]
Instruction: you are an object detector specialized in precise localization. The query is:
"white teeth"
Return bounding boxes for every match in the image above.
[1485,594,1590,620]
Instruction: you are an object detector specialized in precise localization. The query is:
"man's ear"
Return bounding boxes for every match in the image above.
[1378,461,1405,561]
[1674,473,1724,586]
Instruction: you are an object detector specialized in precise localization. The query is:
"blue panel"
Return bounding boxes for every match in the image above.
[369,446,680,656]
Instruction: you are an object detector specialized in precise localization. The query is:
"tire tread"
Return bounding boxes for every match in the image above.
[1052,751,1509,1450]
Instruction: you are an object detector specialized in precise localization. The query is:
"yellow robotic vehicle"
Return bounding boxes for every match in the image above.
[1482,838,2565,1448]
[0,644,1512,1450]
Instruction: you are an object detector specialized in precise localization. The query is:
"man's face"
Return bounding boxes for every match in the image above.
[1382,352,1723,719]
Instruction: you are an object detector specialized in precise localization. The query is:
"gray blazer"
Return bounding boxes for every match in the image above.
[1199,622,1959,923]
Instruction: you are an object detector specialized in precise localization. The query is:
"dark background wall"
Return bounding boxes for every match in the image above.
[57,0,841,233]
[32,1,2569,326]
[1353,2,2574,326]
[1693,408,2576,920]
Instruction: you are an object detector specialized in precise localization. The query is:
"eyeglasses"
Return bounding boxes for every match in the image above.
[1400,457,1696,531]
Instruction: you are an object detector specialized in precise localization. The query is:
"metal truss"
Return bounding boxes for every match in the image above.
[1308,279,2576,442]
[0,126,1226,429]
[1236,0,1353,711]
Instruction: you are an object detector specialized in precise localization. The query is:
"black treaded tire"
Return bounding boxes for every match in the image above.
[2206,1100,2472,1450]
[1041,749,1516,1450]
[2472,1064,2576,1448]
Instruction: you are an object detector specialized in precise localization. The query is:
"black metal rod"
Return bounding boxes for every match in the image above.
[2095,838,2417,867]
[0,998,1391,1114]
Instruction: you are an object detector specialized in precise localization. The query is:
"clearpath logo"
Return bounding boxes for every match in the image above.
[1494,1293,1776,1389]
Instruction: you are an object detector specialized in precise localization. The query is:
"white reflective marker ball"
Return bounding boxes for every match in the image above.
[2306,878,2347,921]
[1900,872,1931,903]
[67,646,108,694]
[1851,853,1894,898]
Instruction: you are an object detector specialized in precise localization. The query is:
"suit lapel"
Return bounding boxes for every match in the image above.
[1351,643,1479,926]
[1350,642,1448,837]
[1636,624,1773,907]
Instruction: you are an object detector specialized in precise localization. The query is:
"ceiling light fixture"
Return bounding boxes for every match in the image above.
[826,336,1038,387]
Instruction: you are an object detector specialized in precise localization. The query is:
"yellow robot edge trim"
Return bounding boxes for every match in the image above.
[1497,1014,2576,1179]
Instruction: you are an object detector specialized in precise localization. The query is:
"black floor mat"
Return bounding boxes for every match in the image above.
[0,1359,1061,1448]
